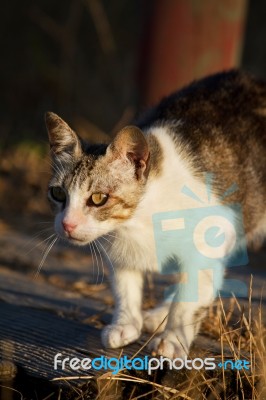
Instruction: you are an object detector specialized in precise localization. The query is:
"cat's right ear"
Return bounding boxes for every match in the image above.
[107,126,150,180]
[45,112,82,160]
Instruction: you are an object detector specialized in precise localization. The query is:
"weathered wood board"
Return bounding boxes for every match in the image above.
[0,226,147,382]
[0,221,265,384]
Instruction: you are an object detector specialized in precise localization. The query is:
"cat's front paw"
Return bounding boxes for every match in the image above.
[101,324,141,348]
[148,330,188,359]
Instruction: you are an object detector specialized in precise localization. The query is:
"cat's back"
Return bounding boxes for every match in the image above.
[137,70,266,236]
[138,70,266,137]
[138,70,266,185]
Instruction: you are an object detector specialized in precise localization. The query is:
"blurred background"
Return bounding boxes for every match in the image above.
[2,3,266,397]
[1,0,266,218]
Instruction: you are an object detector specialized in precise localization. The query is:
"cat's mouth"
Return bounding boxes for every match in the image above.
[55,224,96,245]
[63,233,88,245]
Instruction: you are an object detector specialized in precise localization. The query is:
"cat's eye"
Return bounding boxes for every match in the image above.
[90,193,108,206]
[50,186,66,202]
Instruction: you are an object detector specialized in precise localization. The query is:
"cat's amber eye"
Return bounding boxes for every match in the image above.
[90,193,108,207]
[50,186,66,202]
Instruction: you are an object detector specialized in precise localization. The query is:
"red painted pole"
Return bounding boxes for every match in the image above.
[138,0,248,106]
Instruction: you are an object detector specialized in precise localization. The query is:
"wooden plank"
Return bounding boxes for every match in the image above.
[0,266,105,316]
[0,302,145,381]
[0,224,265,386]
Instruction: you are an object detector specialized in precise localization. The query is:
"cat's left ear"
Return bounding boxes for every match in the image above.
[108,126,150,180]
[45,112,82,160]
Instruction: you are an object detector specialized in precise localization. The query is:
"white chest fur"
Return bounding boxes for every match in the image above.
[110,126,227,272]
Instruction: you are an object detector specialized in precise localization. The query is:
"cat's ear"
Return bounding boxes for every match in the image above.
[108,126,150,180]
[45,112,82,160]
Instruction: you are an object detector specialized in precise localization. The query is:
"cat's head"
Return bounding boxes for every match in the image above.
[45,112,150,245]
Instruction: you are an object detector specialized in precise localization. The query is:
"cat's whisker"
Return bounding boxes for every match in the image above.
[94,239,105,285]
[34,235,58,279]
[91,241,100,285]
[100,235,115,246]
[46,156,66,179]
[101,232,129,246]
[55,155,67,178]
[53,164,64,179]
[75,227,120,242]
[96,239,116,279]
[94,242,104,286]
[51,165,62,178]
[91,241,99,285]
[36,233,56,261]
[90,241,98,284]
[26,227,54,241]
[103,231,118,240]
[44,158,62,176]
[29,232,56,254]
[23,229,55,254]
[89,242,96,281]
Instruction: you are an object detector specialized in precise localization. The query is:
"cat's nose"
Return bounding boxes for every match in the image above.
[62,221,77,234]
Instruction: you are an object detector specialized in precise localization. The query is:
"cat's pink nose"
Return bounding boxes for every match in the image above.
[62,221,77,234]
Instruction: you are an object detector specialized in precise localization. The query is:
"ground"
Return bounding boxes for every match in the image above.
[0,149,265,399]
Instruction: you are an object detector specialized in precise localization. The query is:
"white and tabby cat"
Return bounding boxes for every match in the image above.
[46,71,266,359]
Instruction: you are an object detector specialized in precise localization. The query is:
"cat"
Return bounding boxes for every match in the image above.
[45,70,266,359]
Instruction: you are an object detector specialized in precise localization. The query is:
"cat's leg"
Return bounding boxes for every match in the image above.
[148,264,224,358]
[143,303,170,333]
[101,268,143,348]
[148,206,238,358]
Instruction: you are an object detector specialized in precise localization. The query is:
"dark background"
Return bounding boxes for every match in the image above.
[1,0,266,149]
[1,0,266,216]
[0,5,265,399]
[1,0,142,148]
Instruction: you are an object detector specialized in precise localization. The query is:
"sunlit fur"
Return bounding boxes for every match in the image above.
[46,121,244,359]
[46,70,266,359]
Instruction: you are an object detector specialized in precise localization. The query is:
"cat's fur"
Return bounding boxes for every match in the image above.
[46,70,266,359]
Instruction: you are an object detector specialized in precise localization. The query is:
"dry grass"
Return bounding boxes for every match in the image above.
[55,281,266,400]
